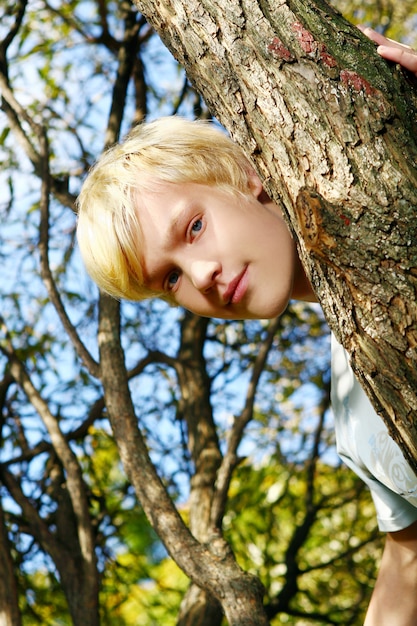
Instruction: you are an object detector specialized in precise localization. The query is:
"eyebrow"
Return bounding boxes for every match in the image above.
[161,202,189,250]
[142,200,191,288]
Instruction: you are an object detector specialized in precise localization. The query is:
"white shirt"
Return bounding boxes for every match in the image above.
[331,335,417,532]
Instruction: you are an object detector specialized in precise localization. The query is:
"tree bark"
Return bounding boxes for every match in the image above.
[133,0,417,471]
[176,312,224,625]
[0,504,21,626]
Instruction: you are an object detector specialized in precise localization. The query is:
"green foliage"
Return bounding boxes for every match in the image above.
[331,0,417,45]
[101,557,188,626]
[225,457,382,624]
[84,429,188,625]
[19,571,70,626]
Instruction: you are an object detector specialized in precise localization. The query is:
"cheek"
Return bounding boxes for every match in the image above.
[174,282,204,311]
[261,218,294,259]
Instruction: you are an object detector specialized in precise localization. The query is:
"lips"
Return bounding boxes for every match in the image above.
[224,267,248,305]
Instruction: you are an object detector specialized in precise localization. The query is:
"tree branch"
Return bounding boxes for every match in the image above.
[38,126,100,377]
[103,0,141,148]
[0,0,28,64]
[211,316,282,528]
[0,322,96,575]
[98,293,269,625]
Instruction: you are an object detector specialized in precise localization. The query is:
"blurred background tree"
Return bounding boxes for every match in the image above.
[0,0,415,624]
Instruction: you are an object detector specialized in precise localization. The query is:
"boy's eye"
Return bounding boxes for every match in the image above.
[167,270,180,289]
[190,218,203,236]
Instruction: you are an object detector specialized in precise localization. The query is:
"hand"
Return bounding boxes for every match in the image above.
[360,26,417,77]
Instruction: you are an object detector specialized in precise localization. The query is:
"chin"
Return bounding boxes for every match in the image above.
[257,298,291,320]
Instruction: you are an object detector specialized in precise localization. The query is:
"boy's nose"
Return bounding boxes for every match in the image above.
[189,260,221,292]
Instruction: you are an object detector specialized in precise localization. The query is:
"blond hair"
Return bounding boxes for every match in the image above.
[76,116,253,301]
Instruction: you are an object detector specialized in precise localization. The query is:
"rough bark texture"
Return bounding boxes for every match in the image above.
[133,0,417,472]
[0,505,21,626]
[176,313,224,624]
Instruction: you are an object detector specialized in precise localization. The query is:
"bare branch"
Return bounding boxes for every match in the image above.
[0,502,21,626]
[0,0,28,62]
[37,126,100,377]
[0,466,62,563]
[0,72,77,208]
[104,1,141,148]
[0,72,40,167]
[0,320,96,571]
[211,316,282,527]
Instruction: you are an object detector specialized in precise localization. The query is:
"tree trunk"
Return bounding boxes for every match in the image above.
[133,0,417,472]
[177,586,224,626]
[0,504,21,626]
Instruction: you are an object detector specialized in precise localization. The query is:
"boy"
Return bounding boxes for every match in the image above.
[77,33,417,625]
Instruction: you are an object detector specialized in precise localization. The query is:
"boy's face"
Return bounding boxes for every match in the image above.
[137,179,297,320]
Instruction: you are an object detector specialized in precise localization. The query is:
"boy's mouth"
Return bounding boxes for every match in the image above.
[224,267,248,305]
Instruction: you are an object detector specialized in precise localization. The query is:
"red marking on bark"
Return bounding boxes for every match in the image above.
[340,70,376,96]
[292,22,337,68]
[320,50,338,68]
[292,22,316,54]
[268,37,293,61]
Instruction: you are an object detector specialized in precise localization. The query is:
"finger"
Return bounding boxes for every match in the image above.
[359,26,406,50]
[377,45,417,75]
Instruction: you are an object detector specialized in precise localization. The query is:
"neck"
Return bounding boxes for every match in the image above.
[291,251,317,302]
[258,190,317,303]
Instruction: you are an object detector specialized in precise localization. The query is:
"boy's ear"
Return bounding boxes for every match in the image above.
[246,168,264,198]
